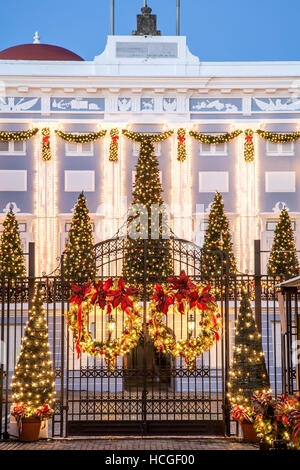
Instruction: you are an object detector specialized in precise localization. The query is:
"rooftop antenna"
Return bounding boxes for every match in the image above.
[110,0,115,35]
[176,0,181,35]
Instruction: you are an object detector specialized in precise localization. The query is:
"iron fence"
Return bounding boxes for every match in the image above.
[0,239,299,438]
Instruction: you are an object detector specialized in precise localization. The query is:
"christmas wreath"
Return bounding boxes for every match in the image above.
[68,278,143,370]
[148,271,222,370]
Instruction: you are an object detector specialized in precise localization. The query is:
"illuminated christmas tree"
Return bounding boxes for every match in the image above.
[11,286,55,413]
[123,136,173,296]
[201,192,236,278]
[63,192,96,283]
[0,209,26,278]
[228,290,270,409]
[267,208,299,278]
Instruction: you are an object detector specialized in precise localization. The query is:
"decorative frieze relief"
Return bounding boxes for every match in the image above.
[50,97,105,113]
[0,97,41,112]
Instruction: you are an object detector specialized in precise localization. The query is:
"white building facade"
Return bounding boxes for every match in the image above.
[0,21,300,276]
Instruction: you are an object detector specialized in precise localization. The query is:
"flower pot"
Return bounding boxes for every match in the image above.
[19,416,41,442]
[241,422,258,443]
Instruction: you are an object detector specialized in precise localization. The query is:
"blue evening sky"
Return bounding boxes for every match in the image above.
[0,0,299,62]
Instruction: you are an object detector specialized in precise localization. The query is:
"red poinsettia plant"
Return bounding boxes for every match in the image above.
[69,277,140,358]
[152,270,216,316]
[250,392,300,448]
[12,403,54,421]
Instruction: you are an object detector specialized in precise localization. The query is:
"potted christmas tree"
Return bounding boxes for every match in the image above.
[228,290,270,443]
[11,285,55,441]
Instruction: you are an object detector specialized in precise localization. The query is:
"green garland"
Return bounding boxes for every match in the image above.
[189,129,242,144]
[256,130,300,142]
[55,129,106,143]
[244,129,255,162]
[0,128,39,141]
[122,129,174,143]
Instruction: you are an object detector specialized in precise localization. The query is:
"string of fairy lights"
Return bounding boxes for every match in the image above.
[2,127,299,163]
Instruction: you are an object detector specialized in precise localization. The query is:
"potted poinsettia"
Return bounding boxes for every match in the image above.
[252,392,300,450]
[11,287,56,441]
[11,404,54,442]
[231,405,258,443]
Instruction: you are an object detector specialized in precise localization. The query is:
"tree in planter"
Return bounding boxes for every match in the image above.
[228,290,270,409]
[267,207,299,278]
[11,286,55,419]
[0,209,26,278]
[63,192,96,283]
[123,136,173,296]
[201,191,237,278]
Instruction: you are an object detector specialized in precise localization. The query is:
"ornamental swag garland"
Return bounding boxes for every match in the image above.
[189,129,242,144]
[55,129,107,143]
[0,128,39,141]
[256,129,300,142]
[122,129,174,143]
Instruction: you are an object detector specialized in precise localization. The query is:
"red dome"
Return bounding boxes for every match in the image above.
[0,43,84,61]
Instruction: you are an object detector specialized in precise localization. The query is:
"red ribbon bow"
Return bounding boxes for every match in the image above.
[245,135,253,144]
[178,136,186,145]
[231,406,252,424]
[112,135,119,146]
[70,283,90,358]
[43,135,50,145]
[36,404,52,418]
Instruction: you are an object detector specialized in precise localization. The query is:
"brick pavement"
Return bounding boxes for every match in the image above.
[0,437,258,451]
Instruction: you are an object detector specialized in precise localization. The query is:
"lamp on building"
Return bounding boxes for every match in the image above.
[108,315,116,340]
[188,313,195,338]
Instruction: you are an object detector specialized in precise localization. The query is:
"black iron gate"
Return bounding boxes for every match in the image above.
[64,237,229,436]
[2,238,294,439]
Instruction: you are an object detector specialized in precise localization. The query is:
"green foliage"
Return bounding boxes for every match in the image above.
[0,210,26,278]
[11,287,55,410]
[63,192,96,283]
[267,208,299,278]
[201,192,237,277]
[123,138,173,295]
[228,291,270,408]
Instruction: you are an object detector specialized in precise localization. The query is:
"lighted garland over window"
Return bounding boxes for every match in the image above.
[256,129,300,142]
[189,129,242,144]
[0,128,39,141]
[55,129,106,143]
[122,129,174,143]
